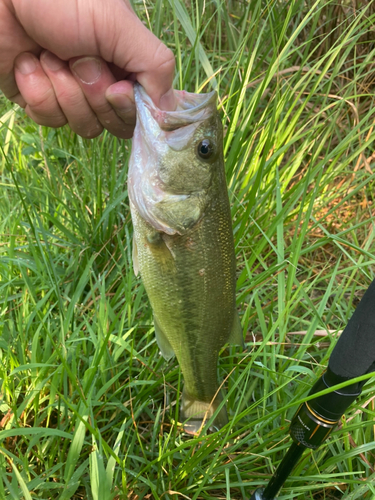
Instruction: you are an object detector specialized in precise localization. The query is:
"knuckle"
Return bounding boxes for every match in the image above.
[93,100,114,117]
[119,131,133,139]
[27,108,67,128]
[7,93,26,108]
[114,107,136,120]
[55,87,83,109]
[153,43,175,74]
[74,123,103,139]
[106,124,134,140]
[28,87,56,112]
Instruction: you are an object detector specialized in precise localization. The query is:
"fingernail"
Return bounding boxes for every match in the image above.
[71,57,101,84]
[42,51,64,71]
[15,53,37,75]
[159,88,177,111]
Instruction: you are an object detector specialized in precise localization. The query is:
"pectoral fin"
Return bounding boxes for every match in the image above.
[154,314,175,360]
[153,192,208,234]
[132,237,139,277]
[228,312,244,348]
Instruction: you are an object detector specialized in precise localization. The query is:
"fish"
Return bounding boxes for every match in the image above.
[128,83,243,434]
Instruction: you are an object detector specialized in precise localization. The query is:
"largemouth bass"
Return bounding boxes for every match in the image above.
[128,84,243,433]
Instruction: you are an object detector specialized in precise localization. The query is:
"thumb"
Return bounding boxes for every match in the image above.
[108,6,176,111]
[137,43,176,111]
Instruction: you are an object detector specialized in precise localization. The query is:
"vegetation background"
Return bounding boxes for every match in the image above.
[1,0,375,498]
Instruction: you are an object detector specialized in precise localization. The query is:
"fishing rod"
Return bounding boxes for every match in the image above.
[250,278,375,500]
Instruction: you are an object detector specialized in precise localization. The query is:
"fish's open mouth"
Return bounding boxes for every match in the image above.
[134,83,217,131]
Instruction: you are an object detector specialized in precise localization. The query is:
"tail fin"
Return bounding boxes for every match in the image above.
[180,389,228,435]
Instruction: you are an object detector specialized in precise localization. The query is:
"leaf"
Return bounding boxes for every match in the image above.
[9,460,33,500]
[168,0,217,88]
[20,133,37,146]
[64,406,89,482]
[90,436,113,500]
[106,418,127,489]
[10,363,57,375]
[0,427,72,440]
[60,459,89,500]
[285,365,315,377]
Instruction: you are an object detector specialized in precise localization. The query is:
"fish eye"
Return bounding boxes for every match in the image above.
[197,139,214,160]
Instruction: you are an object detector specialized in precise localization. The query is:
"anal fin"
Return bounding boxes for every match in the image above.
[132,237,139,277]
[154,314,175,360]
[228,311,244,348]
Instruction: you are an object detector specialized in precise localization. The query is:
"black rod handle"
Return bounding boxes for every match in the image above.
[262,442,305,499]
[249,442,305,500]
[249,279,375,500]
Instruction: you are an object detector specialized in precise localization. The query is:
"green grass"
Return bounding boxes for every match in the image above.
[1,0,375,498]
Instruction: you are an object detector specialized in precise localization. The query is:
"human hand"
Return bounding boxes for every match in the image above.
[0,0,176,138]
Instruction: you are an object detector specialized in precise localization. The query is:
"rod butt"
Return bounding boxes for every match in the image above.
[249,488,268,500]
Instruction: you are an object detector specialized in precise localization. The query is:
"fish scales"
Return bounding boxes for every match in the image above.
[129,84,243,433]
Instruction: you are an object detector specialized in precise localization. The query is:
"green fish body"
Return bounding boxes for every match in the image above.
[129,84,242,433]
